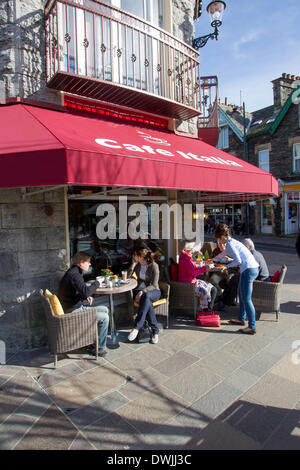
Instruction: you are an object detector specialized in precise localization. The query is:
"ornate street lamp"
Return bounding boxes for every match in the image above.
[193,1,226,49]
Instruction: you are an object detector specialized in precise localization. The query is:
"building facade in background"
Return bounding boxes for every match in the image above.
[216,73,300,236]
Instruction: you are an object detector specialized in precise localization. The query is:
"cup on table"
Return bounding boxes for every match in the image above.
[121,271,127,281]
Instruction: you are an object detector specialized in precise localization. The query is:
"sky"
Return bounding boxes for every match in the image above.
[194,0,300,112]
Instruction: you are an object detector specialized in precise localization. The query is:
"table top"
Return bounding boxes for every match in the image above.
[94,278,137,295]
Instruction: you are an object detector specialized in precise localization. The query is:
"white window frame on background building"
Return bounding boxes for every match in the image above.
[293,143,300,173]
[217,126,229,149]
[258,149,270,172]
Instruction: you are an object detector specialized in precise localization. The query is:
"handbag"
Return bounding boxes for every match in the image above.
[196,311,221,327]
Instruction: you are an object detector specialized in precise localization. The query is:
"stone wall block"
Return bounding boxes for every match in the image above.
[18,227,48,252]
[0,229,19,251]
[0,252,19,279]
[0,302,26,327]
[17,249,67,277]
[44,188,65,203]
[1,202,65,229]
[0,279,24,304]
[46,226,66,250]
[0,188,24,203]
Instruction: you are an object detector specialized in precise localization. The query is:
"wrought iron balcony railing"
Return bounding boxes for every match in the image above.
[45,0,201,120]
[198,76,219,128]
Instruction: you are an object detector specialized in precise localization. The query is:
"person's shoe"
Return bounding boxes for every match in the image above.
[238,327,256,335]
[150,334,159,344]
[128,329,139,342]
[98,348,108,357]
[228,319,245,326]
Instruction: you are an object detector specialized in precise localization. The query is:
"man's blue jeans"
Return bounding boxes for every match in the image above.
[134,289,161,335]
[72,305,109,351]
[238,267,259,330]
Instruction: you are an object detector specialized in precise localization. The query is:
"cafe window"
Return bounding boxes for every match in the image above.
[293,143,300,173]
[258,149,270,172]
[68,199,167,279]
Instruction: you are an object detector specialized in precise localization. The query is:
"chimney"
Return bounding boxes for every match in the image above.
[272,73,299,110]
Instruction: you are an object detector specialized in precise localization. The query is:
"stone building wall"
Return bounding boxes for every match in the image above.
[0,0,60,104]
[0,187,68,352]
[247,104,300,181]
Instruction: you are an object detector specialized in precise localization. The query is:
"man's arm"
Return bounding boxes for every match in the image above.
[71,271,99,299]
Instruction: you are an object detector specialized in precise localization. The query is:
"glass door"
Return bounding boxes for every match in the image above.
[261,201,273,234]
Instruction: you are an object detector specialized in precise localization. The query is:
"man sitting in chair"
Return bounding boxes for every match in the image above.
[58,251,109,357]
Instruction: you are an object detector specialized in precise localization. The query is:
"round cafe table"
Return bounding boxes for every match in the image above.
[95,278,137,349]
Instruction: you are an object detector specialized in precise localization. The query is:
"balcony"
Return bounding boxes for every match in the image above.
[45,0,201,120]
[198,76,219,128]
[197,76,219,146]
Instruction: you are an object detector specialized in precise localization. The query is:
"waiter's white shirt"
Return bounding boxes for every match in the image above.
[215,237,259,273]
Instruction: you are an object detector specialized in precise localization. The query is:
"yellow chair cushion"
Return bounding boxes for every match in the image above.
[134,298,167,308]
[45,290,64,316]
[152,298,167,307]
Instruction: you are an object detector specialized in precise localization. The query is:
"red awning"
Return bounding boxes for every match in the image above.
[0,103,278,202]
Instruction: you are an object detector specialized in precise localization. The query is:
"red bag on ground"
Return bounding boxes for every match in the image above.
[196,311,221,327]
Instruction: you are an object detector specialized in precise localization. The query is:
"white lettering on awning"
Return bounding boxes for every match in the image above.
[94,138,243,167]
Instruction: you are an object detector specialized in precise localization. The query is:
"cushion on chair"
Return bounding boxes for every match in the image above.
[44,289,64,316]
[152,298,167,307]
[134,298,167,308]
[44,289,52,298]
[271,270,280,282]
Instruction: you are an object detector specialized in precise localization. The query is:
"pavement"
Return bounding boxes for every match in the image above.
[0,235,300,452]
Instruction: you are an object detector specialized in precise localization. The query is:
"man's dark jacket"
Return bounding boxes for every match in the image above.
[251,249,269,281]
[58,265,100,313]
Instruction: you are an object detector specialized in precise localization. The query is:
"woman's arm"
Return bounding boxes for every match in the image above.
[143,263,160,292]
[225,241,242,268]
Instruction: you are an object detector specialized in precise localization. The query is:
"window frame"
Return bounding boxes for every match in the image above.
[293,143,300,173]
[217,126,229,150]
[258,149,270,173]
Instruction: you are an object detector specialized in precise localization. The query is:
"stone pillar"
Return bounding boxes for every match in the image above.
[0,186,68,352]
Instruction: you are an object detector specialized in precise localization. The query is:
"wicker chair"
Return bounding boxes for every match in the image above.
[169,281,198,319]
[252,265,287,321]
[154,281,170,329]
[133,281,170,329]
[40,290,98,367]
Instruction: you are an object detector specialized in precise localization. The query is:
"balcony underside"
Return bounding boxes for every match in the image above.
[47,72,200,121]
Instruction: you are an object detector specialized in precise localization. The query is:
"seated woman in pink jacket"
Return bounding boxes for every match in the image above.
[178,241,207,283]
[178,241,217,310]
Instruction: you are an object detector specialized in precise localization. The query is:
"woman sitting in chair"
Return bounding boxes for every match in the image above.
[127,247,161,344]
[178,241,217,310]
